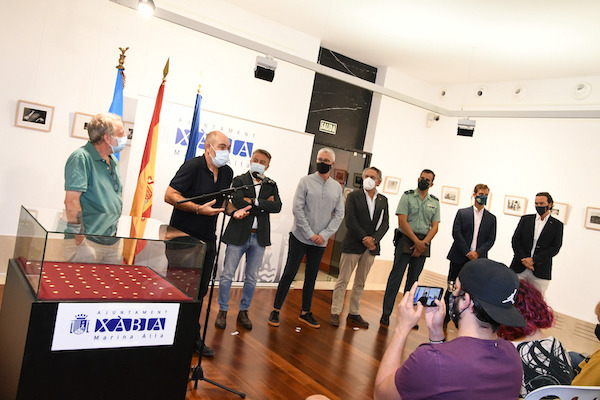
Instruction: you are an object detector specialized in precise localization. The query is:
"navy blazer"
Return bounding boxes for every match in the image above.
[510,214,563,280]
[446,206,497,264]
[341,189,390,256]
[222,171,282,247]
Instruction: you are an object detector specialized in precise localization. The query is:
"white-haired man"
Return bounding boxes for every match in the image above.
[268,148,344,329]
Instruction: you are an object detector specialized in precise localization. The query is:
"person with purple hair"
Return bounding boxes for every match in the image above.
[497,279,573,397]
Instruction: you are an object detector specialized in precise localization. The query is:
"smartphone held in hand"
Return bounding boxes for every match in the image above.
[413,286,443,307]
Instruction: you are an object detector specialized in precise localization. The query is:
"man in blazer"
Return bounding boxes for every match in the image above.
[445,183,496,327]
[330,167,389,328]
[216,149,282,330]
[510,192,563,295]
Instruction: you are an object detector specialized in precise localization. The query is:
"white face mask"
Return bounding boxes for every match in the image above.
[250,162,266,175]
[210,144,229,168]
[110,135,127,153]
[363,177,376,191]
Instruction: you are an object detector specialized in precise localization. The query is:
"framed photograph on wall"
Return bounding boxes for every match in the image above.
[550,202,569,224]
[333,169,347,186]
[124,121,134,145]
[503,195,528,216]
[584,207,600,230]
[353,173,363,188]
[343,187,353,200]
[71,112,94,139]
[15,100,55,132]
[441,186,460,205]
[382,176,401,195]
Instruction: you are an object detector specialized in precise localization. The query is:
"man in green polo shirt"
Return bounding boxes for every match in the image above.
[381,169,440,327]
[63,112,126,263]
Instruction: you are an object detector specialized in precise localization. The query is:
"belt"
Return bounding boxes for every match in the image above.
[251,228,258,233]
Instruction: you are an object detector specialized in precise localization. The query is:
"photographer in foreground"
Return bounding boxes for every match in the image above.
[374,259,526,400]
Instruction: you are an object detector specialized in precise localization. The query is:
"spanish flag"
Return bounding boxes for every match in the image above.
[124,59,169,264]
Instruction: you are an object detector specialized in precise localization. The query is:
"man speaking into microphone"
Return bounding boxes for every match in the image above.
[215,149,282,330]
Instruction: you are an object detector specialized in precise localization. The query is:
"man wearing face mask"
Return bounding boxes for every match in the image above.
[214,149,282,330]
[509,192,563,295]
[268,147,344,329]
[374,259,526,400]
[444,183,496,329]
[381,169,440,328]
[64,113,125,264]
[165,130,250,356]
[329,167,389,329]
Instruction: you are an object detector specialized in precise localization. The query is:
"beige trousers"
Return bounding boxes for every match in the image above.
[331,250,376,315]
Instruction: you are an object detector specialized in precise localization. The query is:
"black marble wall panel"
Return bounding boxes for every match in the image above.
[306,48,377,151]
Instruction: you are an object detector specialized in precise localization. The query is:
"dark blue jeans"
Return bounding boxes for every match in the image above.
[382,244,427,317]
[273,233,326,312]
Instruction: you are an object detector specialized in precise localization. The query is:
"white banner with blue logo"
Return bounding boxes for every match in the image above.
[124,97,315,284]
[51,302,180,351]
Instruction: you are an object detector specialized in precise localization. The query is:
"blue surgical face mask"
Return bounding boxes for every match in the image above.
[250,162,266,176]
[210,144,229,168]
[110,135,127,154]
[475,195,488,205]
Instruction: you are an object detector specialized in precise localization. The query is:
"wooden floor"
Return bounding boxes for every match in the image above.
[1,282,598,400]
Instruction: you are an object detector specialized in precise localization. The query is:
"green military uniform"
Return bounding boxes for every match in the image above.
[382,188,441,318]
[396,189,441,235]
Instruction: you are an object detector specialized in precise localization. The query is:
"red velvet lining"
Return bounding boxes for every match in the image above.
[33,261,192,301]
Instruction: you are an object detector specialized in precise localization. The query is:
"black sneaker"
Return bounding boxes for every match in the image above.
[380,315,389,327]
[347,314,369,328]
[298,312,320,329]
[237,310,252,330]
[268,310,280,327]
[194,340,215,357]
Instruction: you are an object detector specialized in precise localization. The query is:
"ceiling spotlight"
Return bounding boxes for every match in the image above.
[254,55,277,82]
[138,0,155,17]
[573,82,592,100]
[513,85,527,100]
[476,87,486,97]
[457,118,476,137]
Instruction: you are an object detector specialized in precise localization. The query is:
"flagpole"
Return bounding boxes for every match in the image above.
[123,59,168,265]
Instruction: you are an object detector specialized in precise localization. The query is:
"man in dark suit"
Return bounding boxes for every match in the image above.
[215,149,282,330]
[330,167,389,328]
[510,192,563,295]
[445,183,496,327]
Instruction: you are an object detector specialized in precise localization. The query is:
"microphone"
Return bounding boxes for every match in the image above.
[252,171,275,184]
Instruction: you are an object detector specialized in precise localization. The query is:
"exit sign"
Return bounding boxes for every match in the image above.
[319,120,337,135]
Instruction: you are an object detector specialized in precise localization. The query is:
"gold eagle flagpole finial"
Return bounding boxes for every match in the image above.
[117,47,129,87]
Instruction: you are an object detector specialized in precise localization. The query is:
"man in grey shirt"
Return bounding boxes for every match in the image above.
[268,147,344,329]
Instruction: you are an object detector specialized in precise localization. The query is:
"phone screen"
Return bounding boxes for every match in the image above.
[413,286,443,307]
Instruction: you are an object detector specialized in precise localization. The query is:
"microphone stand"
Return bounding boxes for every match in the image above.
[179,179,264,398]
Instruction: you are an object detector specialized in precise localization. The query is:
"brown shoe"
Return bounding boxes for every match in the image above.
[215,310,227,329]
[237,310,253,330]
[347,314,369,328]
[330,314,340,327]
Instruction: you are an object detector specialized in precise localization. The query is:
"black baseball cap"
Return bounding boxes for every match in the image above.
[458,259,526,327]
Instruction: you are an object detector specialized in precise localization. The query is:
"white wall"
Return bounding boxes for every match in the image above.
[370,88,600,323]
[1,0,599,323]
[0,0,318,238]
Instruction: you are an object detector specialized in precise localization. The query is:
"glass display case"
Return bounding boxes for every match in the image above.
[0,206,206,399]
[14,205,205,301]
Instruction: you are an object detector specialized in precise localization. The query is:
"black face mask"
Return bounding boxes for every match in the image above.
[418,179,430,191]
[595,324,600,341]
[449,290,467,328]
[316,162,332,174]
[536,206,549,216]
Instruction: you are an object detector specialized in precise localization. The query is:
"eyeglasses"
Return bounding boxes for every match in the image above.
[317,157,332,165]
[110,169,120,192]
